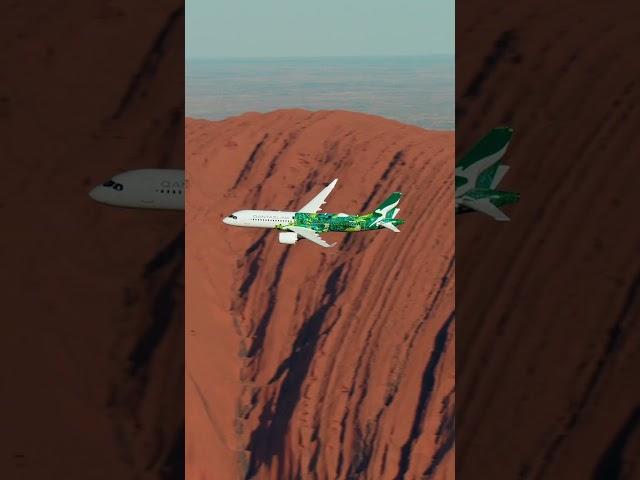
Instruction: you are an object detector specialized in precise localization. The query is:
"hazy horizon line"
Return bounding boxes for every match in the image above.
[185,110,456,132]
[186,53,454,61]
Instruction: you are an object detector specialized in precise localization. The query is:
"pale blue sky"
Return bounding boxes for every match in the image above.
[186,0,454,58]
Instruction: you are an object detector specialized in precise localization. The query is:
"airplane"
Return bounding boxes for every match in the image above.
[90,126,517,227]
[89,169,185,210]
[222,179,405,248]
[455,127,520,221]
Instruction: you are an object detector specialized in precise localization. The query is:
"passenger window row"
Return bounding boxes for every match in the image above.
[155,189,183,194]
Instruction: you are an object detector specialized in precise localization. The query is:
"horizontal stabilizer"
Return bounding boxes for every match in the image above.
[380,221,400,232]
[460,198,510,221]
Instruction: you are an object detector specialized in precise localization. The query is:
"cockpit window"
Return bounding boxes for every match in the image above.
[229,215,237,219]
[101,179,123,191]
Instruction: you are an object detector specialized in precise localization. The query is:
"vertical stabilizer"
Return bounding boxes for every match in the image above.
[455,127,513,194]
[373,192,402,218]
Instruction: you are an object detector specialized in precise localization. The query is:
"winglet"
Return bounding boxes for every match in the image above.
[297,179,338,213]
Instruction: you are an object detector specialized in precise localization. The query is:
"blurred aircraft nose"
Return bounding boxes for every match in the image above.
[89,186,109,204]
[222,217,231,225]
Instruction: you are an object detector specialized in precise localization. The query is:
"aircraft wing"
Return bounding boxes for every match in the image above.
[297,179,338,213]
[287,226,336,248]
[460,198,510,221]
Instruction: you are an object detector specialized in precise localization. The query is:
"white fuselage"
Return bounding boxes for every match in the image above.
[222,210,296,228]
[89,169,185,210]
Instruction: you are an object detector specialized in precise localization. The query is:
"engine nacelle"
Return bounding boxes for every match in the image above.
[278,232,298,244]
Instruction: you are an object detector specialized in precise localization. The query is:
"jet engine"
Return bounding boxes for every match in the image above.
[278,232,298,244]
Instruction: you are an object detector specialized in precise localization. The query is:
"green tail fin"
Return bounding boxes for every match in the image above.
[476,164,510,189]
[456,127,513,171]
[373,192,402,219]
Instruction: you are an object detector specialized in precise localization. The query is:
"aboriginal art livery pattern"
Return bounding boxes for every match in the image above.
[277,192,405,233]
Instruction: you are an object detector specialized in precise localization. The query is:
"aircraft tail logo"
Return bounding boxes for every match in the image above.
[455,127,513,192]
[373,192,401,218]
[371,192,404,231]
[455,127,520,222]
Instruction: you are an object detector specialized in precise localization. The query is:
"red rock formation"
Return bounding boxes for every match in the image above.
[186,110,454,479]
[456,4,640,479]
[1,2,184,478]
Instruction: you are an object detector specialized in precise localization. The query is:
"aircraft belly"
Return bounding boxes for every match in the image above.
[137,196,183,210]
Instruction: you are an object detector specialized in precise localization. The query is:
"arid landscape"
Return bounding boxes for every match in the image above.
[186,110,454,479]
[2,2,184,479]
[456,2,640,479]
[186,56,454,130]
[8,0,639,478]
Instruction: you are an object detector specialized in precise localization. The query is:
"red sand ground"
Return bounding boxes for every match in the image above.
[456,3,640,479]
[186,110,455,479]
[2,2,184,478]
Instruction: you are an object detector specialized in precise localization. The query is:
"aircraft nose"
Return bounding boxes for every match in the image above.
[89,186,102,201]
[89,185,113,205]
[222,217,231,225]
